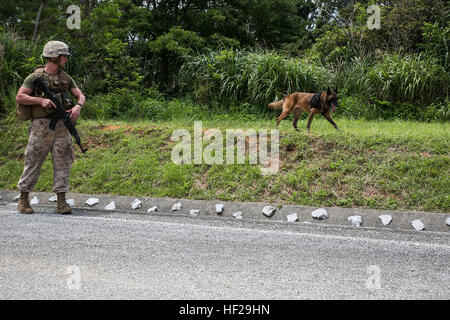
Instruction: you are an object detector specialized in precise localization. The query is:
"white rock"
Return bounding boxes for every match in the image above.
[215,204,224,214]
[189,209,200,216]
[233,211,243,219]
[171,202,182,211]
[262,206,277,218]
[287,213,298,222]
[48,195,57,202]
[66,199,75,208]
[85,198,99,206]
[348,215,362,227]
[446,217,450,227]
[104,201,116,211]
[147,206,158,213]
[378,214,392,226]
[311,208,328,220]
[131,199,142,210]
[30,196,39,205]
[13,194,20,202]
[411,219,425,231]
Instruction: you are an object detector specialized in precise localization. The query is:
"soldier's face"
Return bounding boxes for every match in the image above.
[57,55,68,69]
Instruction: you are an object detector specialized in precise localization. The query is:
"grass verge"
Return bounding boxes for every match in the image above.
[0,116,448,212]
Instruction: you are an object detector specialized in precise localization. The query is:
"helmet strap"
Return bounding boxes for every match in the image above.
[47,56,66,70]
[45,58,60,74]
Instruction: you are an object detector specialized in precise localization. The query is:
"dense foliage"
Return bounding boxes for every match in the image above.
[0,0,448,121]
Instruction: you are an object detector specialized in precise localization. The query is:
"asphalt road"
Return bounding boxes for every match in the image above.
[0,204,449,300]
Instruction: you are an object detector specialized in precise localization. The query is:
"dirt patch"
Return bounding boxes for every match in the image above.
[100,125,135,134]
[100,125,170,137]
[309,139,339,155]
[362,184,379,198]
[101,125,131,131]
[82,135,110,150]
[194,171,209,190]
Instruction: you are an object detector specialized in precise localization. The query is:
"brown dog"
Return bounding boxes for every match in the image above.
[268,87,339,132]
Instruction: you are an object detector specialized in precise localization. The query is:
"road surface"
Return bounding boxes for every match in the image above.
[0,205,449,299]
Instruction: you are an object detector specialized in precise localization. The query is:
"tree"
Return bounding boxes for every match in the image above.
[32,0,46,43]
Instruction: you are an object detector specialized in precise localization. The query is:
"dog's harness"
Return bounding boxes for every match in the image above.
[310,93,327,114]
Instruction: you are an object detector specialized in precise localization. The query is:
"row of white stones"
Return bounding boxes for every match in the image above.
[85,198,442,231]
[7,195,448,231]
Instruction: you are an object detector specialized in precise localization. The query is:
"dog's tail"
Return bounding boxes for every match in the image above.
[268,99,284,110]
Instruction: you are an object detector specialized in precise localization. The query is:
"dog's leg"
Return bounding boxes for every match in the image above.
[323,112,339,131]
[276,111,290,128]
[293,117,299,131]
[293,109,301,132]
[306,109,320,132]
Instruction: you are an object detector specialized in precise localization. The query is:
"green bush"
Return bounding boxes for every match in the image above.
[338,53,449,106]
[366,53,448,106]
[337,95,373,119]
[337,95,449,121]
[0,28,43,114]
[82,88,211,121]
[82,89,146,120]
[180,49,448,121]
[1,28,447,123]
[390,101,449,122]
[179,49,332,109]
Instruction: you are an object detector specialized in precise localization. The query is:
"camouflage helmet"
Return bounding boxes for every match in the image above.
[42,41,71,58]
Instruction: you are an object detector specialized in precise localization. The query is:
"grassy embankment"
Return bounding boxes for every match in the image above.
[0,114,448,213]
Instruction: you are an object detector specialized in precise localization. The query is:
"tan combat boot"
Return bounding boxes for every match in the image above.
[57,192,72,214]
[18,191,34,214]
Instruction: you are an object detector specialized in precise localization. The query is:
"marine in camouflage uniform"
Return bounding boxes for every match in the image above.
[16,41,86,214]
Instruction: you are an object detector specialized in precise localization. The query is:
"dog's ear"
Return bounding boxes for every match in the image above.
[334,87,338,93]
[327,86,331,95]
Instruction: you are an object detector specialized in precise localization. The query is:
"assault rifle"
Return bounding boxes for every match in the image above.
[33,77,87,153]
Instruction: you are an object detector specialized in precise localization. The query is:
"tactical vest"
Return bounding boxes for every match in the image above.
[310,93,322,110]
[16,66,73,121]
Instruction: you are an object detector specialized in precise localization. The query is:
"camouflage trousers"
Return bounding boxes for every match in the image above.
[17,118,75,193]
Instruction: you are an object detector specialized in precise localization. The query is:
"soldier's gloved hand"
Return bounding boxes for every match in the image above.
[40,98,56,109]
[68,104,81,123]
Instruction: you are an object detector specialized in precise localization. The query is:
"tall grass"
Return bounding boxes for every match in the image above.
[1,28,447,122]
[367,53,449,106]
[0,28,42,114]
[179,49,332,109]
[340,53,449,106]
[180,49,449,120]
